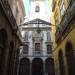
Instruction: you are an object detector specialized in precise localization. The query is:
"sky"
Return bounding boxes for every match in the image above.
[23,0,30,17]
[23,0,52,21]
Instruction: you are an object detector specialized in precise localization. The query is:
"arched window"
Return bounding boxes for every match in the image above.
[47,32,51,41]
[7,41,14,75]
[58,50,65,75]
[23,44,28,54]
[35,43,40,54]
[19,58,30,75]
[45,58,55,75]
[35,5,40,12]
[32,58,43,75]
[24,32,28,41]
[0,29,8,75]
[47,45,52,54]
[65,42,75,75]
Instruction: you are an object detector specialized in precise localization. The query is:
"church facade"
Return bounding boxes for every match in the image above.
[19,0,55,75]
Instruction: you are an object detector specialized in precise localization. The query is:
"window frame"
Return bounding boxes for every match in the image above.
[23,44,29,54]
[47,44,52,54]
[35,5,40,12]
[35,43,40,52]
[59,0,65,17]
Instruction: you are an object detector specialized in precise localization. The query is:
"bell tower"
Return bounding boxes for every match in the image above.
[29,0,47,20]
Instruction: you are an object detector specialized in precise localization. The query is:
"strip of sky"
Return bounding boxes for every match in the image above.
[23,0,30,17]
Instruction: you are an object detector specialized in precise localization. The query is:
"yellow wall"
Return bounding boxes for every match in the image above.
[49,0,75,75]
[49,0,57,49]
[54,27,75,75]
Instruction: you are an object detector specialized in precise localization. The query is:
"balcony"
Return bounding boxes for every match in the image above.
[20,50,53,57]
[33,51,43,56]
[61,0,75,33]
[56,1,75,42]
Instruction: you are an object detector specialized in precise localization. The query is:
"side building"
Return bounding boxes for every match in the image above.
[0,0,25,75]
[51,0,75,75]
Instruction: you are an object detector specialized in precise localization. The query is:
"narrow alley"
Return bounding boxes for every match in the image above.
[0,0,75,75]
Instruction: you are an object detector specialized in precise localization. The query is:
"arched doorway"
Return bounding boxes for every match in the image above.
[7,41,14,75]
[65,42,75,75]
[32,58,43,75]
[58,50,65,75]
[19,58,30,75]
[45,58,55,75]
[0,29,8,75]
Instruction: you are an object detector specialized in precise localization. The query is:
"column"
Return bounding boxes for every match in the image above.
[43,62,45,75]
[30,62,32,75]
[17,60,20,75]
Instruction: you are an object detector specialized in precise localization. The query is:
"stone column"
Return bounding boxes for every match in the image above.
[43,62,45,75]
[3,46,9,75]
[30,62,32,75]
[17,60,20,75]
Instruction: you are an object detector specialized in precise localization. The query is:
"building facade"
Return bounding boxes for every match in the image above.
[51,0,75,75]
[19,18,55,75]
[29,0,50,21]
[0,0,25,75]
[8,0,25,25]
[19,0,55,75]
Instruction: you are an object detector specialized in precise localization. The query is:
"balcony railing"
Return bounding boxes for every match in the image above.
[20,50,53,57]
[0,0,18,33]
[61,0,75,33]
[33,51,42,56]
[56,1,75,42]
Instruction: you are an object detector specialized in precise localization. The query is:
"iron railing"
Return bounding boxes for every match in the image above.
[61,0,75,33]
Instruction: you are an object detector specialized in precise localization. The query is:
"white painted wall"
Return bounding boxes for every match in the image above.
[42,31,47,55]
[29,0,48,21]
[22,30,51,56]
[20,0,53,58]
